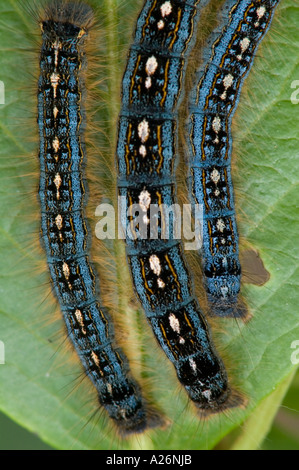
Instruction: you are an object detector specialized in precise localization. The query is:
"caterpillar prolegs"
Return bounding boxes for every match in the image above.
[187,0,280,319]
[37,0,162,435]
[117,0,242,414]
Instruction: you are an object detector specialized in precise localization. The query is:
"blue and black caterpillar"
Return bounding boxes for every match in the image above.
[37,0,162,435]
[117,0,242,414]
[187,0,280,319]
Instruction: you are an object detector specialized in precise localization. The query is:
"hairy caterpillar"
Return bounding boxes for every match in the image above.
[186,0,280,319]
[116,0,242,414]
[37,0,162,435]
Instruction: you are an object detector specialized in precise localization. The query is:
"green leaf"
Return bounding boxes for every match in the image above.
[229,369,297,450]
[0,0,298,450]
[262,369,299,450]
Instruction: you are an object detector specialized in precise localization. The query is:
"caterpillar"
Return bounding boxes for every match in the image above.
[37,0,162,435]
[186,0,280,319]
[116,0,242,414]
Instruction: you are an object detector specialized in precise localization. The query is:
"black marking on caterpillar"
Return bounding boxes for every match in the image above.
[117,0,242,414]
[187,0,280,319]
[37,0,162,435]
